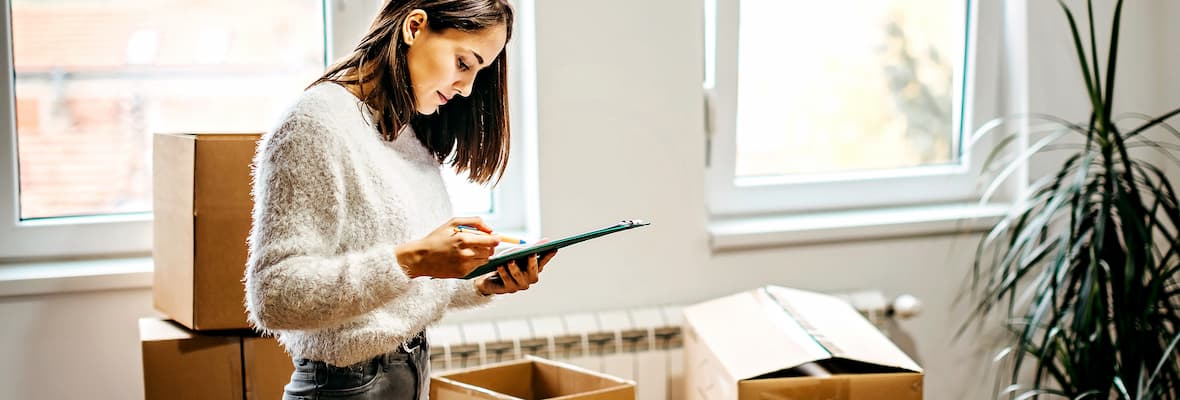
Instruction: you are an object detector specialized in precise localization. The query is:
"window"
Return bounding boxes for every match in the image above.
[705,0,1001,216]
[0,0,529,259]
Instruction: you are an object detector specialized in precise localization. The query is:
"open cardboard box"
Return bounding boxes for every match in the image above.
[683,286,924,400]
[152,132,260,330]
[431,355,635,400]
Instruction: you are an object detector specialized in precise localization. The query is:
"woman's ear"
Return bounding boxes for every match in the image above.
[402,9,428,45]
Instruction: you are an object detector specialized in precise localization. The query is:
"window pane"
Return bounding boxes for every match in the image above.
[735,0,964,178]
[11,0,324,220]
[442,169,494,216]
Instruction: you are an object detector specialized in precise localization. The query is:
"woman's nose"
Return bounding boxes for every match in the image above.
[455,75,476,97]
[455,83,474,98]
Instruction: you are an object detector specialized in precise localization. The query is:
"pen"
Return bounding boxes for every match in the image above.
[453,225,527,245]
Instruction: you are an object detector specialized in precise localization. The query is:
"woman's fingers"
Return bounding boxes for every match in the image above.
[457,243,496,261]
[456,233,501,248]
[539,250,557,271]
[496,265,513,292]
[508,260,529,290]
[450,216,492,233]
[470,246,493,259]
[540,250,557,262]
[485,257,549,295]
[526,255,540,284]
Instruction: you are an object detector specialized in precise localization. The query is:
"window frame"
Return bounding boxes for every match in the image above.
[705,0,1011,217]
[0,0,532,259]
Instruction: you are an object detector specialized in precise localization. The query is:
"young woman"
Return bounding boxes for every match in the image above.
[244,1,553,398]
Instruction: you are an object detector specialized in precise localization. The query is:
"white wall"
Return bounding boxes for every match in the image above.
[1162,1,1180,184]
[1,1,1177,400]
[0,288,157,399]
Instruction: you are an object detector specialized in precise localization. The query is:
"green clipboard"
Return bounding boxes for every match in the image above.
[462,219,651,279]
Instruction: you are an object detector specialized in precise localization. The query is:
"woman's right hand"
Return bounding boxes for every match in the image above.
[395,217,501,279]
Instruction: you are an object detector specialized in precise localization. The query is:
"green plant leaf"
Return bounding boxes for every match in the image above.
[1087,0,1104,121]
[1117,112,1180,143]
[1126,107,1180,139]
[1103,0,1124,123]
[1058,0,1102,110]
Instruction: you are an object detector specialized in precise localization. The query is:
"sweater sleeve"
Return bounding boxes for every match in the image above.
[244,115,411,332]
[441,278,495,310]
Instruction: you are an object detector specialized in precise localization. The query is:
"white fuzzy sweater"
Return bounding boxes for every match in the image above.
[244,82,492,367]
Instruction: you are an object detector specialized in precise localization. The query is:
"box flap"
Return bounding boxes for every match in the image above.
[684,286,922,382]
[528,355,635,399]
[431,356,634,400]
[434,358,538,400]
[764,286,922,373]
[683,289,833,381]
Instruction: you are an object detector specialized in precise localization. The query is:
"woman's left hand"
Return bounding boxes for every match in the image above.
[475,250,557,296]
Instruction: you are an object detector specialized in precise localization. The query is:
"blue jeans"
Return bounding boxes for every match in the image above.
[282,332,429,400]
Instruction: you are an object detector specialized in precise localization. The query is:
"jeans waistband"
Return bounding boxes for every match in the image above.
[295,331,427,369]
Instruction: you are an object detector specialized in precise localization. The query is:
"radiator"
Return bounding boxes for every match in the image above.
[426,290,920,400]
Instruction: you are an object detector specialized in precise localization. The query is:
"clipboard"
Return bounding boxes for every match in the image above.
[462,219,651,280]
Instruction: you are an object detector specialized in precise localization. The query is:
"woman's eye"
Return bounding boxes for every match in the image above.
[457,59,470,71]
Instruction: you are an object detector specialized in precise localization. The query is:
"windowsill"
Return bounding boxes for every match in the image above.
[709,203,1010,251]
[0,256,153,297]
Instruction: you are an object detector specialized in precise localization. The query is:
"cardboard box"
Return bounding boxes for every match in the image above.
[153,133,260,330]
[683,286,924,400]
[140,317,293,400]
[431,355,636,400]
[140,318,244,400]
[244,336,294,400]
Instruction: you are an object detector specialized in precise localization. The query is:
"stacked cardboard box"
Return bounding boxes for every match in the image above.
[144,133,288,400]
[152,132,260,331]
[139,318,292,400]
[683,286,924,400]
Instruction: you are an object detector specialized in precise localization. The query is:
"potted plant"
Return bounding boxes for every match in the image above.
[962,0,1180,398]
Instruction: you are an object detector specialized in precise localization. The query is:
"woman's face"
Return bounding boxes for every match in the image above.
[402,11,508,115]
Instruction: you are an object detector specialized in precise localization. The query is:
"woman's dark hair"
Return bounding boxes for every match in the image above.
[311,0,514,184]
